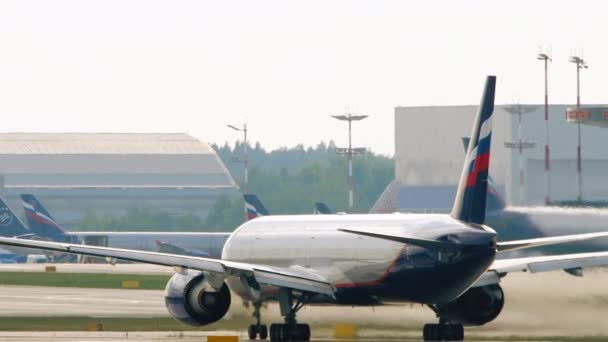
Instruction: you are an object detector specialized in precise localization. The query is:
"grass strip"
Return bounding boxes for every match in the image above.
[0,317,192,331]
[0,272,170,290]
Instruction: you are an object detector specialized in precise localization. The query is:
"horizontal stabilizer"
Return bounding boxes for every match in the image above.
[497,232,608,252]
[338,228,466,253]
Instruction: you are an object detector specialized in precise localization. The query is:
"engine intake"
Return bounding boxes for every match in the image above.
[164,270,231,326]
[438,284,504,326]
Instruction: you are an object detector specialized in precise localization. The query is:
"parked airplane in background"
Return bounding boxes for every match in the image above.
[146,194,270,257]
[21,194,229,259]
[21,194,75,242]
[460,137,608,264]
[314,179,402,215]
[314,202,332,214]
[3,76,608,342]
[0,198,75,261]
[244,193,270,220]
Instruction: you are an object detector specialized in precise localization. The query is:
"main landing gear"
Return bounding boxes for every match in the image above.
[424,306,464,341]
[248,301,268,340]
[422,322,464,341]
[268,288,311,341]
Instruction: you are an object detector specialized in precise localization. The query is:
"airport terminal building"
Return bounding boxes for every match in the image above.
[394,105,608,210]
[0,133,236,229]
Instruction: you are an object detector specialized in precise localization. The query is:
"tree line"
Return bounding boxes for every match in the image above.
[79,142,394,231]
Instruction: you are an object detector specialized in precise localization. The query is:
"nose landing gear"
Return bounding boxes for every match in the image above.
[248,300,268,340]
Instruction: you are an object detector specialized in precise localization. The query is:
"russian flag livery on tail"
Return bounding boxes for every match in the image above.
[451,76,496,225]
[244,194,270,220]
[461,137,505,213]
[20,194,66,238]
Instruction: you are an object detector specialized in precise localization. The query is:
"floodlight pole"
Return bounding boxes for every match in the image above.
[332,113,368,209]
[348,118,353,207]
[537,53,551,205]
[227,123,249,192]
[504,105,536,205]
[569,55,588,202]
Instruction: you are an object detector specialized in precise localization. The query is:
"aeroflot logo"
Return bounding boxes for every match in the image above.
[0,208,13,226]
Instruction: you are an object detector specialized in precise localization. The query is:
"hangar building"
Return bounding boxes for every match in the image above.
[0,133,236,229]
[394,105,608,210]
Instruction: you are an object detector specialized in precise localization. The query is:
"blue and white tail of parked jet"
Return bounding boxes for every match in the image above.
[0,197,71,261]
[20,194,69,241]
[244,193,270,220]
[314,202,332,214]
[0,198,33,239]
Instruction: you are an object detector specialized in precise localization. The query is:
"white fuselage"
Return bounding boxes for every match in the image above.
[222,213,496,304]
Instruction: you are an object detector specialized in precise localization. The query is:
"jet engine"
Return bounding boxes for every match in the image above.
[164,269,231,326]
[439,284,504,326]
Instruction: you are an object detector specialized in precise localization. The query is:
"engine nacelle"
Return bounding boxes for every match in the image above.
[439,284,504,326]
[164,269,231,326]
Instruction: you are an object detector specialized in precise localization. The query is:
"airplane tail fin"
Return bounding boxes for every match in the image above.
[314,202,332,214]
[461,137,505,213]
[243,194,270,220]
[20,194,66,237]
[368,180,402,214]
[450,76,496,224]
[0,198,31,237]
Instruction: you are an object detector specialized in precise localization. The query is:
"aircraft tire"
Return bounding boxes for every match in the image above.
[248,324,258,340]
[269,323,310,341]
[423,323,464,341]
[259,324,268,340]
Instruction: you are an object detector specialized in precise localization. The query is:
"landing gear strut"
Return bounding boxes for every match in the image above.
[423,307,464,341]
[269,288,311,341]
[248,301,268,340]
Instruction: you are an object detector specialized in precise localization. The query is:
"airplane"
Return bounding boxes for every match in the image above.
[4,76,608,341]
[20,194,76,242]
[460,137,608,267]
[20,194,229,259]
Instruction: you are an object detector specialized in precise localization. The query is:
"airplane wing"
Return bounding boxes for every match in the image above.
[473,251,608,287]
[0,237,334,297]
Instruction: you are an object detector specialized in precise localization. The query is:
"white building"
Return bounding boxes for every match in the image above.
[0,133,236,228]
[394,105,608,209]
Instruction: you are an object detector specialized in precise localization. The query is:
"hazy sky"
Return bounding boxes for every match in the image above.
[1,1,606,155]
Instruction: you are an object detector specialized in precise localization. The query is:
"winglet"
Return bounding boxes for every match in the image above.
[451,76,496,224]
